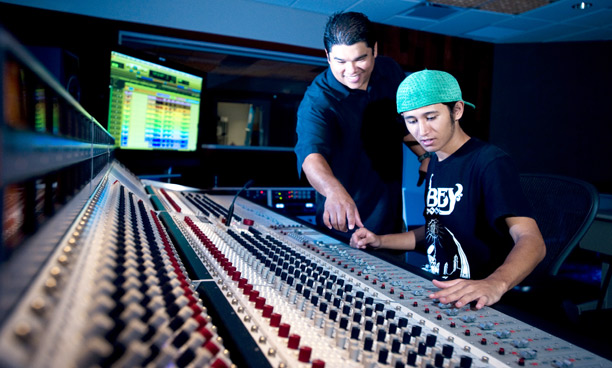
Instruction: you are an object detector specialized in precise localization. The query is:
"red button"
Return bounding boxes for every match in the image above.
[278,323,291,338]
[262,305,274,318]
[249,290,260,302]
[255,297,266,309]
[204,340,221,355]
[210,357,229,368]
[270,313,282,327]
[198,326,214,342]
[288,334,300,349]
[298,346,312,362]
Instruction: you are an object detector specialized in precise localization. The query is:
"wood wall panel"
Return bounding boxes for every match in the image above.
[376,24,494,140]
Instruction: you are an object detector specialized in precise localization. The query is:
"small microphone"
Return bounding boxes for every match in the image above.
[225,179,254,227]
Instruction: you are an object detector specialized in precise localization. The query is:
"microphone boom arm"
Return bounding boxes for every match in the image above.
[225,179,254,227]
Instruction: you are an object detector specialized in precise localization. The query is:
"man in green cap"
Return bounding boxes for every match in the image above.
[350,69,546,310]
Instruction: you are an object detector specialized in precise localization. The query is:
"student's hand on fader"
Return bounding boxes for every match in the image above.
[428,278,506,310]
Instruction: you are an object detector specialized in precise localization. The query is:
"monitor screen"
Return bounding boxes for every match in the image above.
[108,50,203,151]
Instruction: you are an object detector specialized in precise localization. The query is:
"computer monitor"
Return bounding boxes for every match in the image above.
[108,50,203,151]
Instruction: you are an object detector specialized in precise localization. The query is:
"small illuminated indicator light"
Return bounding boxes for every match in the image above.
[305,203,314,208]
[572,2,592,9]
[275,203,285,209]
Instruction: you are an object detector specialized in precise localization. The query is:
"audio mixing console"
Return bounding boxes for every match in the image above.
[0,164,234,368]
[145,175,612,368]
[1,162,610,368]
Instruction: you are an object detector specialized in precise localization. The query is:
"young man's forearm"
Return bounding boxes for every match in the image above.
[378,226,425,251]
[486,217,546,292]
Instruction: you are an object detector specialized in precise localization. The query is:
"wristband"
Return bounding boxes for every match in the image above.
[418,152,432,162]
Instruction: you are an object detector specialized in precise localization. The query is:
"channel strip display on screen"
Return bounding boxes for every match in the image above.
[108,51,203,151]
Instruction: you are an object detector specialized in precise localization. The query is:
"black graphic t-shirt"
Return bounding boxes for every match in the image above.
[422,138,534,280]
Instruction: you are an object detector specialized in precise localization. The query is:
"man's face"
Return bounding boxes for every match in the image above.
[326,41,377,91]
[401,102,464,160]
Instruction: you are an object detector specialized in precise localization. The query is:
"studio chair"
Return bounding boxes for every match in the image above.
[518,173,599,287]
[496,174,599,333]
[575,194,612,313]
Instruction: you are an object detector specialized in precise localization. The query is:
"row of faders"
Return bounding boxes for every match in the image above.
[0,172,234,368]
[154,188,612,368]
[174,213,495,368]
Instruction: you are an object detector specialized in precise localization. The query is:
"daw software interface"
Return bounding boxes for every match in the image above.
[108,51,203,151]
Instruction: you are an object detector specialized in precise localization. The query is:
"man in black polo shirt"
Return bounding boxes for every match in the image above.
[294,11,427,241]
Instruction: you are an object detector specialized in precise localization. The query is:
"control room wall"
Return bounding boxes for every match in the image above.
[0,0,327,49]
[3,1,610,193]
[0,2,495,191]
[490,41,612,193]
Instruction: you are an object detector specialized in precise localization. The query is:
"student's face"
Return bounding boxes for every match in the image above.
[326,42,377,91]
[401,102,464,159]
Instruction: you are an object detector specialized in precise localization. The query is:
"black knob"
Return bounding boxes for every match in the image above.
[442,344,454,359]
[407,351,417,366]
[378,348,389,364]
[434,353,445,368]
[391,338,401,353]
[339,317,349,330]
[426,333,437,347]
[418,341,427,356]
[402,331,411,344]
[460,356,473,368]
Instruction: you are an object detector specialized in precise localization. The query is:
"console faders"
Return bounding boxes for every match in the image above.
[152,188,611,368]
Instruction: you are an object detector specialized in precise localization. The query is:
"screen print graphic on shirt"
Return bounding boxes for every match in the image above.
[424,174,471,279]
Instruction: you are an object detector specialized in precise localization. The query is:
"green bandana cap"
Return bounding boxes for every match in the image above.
[397,69,475,114]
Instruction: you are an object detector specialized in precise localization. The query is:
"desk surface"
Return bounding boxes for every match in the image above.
[580,212,612,254]
[597,209,612,222]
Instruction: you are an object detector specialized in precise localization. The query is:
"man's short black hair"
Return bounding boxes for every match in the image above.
[323,12,377,53]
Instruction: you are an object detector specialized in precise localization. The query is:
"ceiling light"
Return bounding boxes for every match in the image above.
[404,2,457,20]
[572,2,592,10]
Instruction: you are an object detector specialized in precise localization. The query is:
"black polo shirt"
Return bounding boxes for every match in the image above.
[294,56,408,239]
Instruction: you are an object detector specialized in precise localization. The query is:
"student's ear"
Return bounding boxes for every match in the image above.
[373,42,378,58]
[453,101,465,120]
